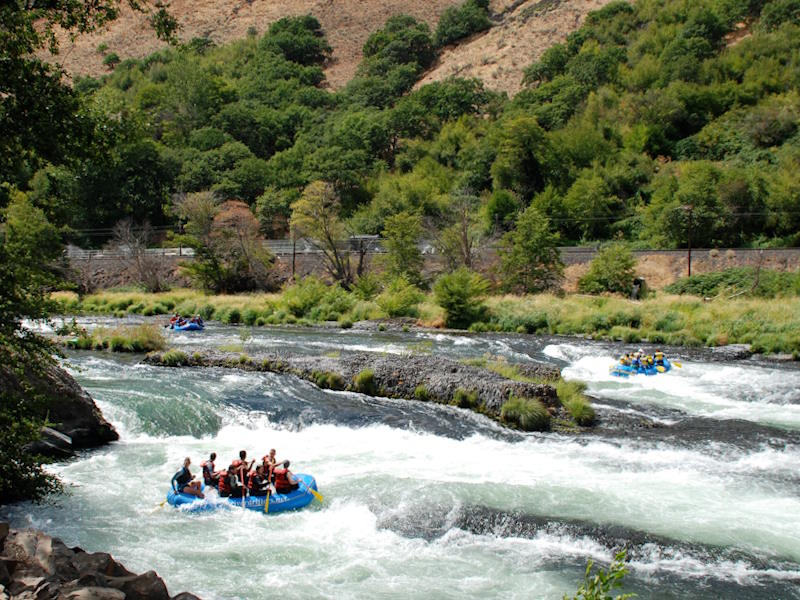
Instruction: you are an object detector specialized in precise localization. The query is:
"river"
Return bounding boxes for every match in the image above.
[3,319,800,599]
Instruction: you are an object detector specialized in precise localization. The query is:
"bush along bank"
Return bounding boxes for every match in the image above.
[145,349,594,432]
[54,287,800,357]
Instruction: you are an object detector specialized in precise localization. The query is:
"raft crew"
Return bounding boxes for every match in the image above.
[171,457,204,498]
[167,314,204,329]
[618,349,669,371]
[172,450,310,499]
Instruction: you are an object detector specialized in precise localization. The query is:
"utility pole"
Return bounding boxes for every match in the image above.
[682,204,694,277]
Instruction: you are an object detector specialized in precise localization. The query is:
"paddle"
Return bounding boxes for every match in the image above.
[263,488,270,513]
[656,366,665,373]
[672,361,682,368]
[298,479,324,503]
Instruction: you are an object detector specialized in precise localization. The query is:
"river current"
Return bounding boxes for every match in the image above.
[3,319,800,599]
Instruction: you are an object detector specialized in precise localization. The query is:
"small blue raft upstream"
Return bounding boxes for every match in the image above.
[171,322,204,332]
[611,359,672,378]
[167,474,318,513]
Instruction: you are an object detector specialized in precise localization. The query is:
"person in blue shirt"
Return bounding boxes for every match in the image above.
[171,457,204,498]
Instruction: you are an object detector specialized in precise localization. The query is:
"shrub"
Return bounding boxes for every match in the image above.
[433,268,490,328]
[556,380,595,426]
[664,267,800,299]
[225,308,242,324]
[500,394,550,431]
[243,308,260,325]
[353,368,377,395]
[103,52,121,69]
[352,273,383,300]
[578,241,637,295]
[283,276,329,317]
[283,276,354,321]
[376,276,423,317]
[452,388,479,408]
[161,349,189,366]
[434,0,491,47]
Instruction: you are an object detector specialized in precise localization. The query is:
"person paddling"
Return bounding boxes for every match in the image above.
[248,465,271,497]
[201,452,219,487]
[273,460,300,494]
[171,457,204,498]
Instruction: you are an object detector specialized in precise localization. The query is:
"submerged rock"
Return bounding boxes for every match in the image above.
[0,524,198,599]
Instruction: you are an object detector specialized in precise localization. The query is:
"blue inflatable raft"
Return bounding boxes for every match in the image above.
[167,473,318,514]
[611,359,672,378]
[171,322,204,331]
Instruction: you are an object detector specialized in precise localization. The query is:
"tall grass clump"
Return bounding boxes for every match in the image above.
[500,394,550,431]
[452,388,480,408]
[312,370,346,390]
[556,380,595,426]
[161,349,189,366]
[353,368,377,395]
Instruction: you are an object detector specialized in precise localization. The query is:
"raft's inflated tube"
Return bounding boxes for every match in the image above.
[611,359,672,378]
[166,473,318,514]
[171,322,204,331]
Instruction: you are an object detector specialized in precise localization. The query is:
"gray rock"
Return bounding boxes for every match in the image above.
[62,587,125,600]
[2,528,193,600]
[0,523,9,547]
[0,559,10,587]
[710,344,752,360]
[171,594,202,600]
[70,553,130,579]
[105,572,169,600]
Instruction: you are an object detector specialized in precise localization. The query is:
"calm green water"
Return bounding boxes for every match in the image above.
[3,320,800,599]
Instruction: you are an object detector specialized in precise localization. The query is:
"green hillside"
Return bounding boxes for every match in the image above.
[5,0,800,252]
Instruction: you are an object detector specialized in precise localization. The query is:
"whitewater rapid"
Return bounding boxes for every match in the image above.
[3,324,800,599]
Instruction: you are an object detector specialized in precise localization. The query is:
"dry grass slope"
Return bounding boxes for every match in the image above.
[418,0,620,95]
[46,0,617,95]
[45,0,463,88]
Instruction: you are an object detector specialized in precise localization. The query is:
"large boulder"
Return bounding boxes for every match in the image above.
[0,524,198,599]
[0,361,118,457]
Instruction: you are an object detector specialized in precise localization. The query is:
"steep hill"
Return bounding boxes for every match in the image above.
[47,0,463,89]
[45,0,609,93]
[418,0,618,96]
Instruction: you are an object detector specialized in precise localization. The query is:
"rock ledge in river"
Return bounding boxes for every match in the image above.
[145,349,565,428]
[0,524,200,599]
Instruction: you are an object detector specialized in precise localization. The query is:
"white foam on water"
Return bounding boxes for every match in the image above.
[546,343,800,430]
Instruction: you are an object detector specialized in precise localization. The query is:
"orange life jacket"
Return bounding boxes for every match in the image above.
[217,469,230,496]
[273,468,291,492]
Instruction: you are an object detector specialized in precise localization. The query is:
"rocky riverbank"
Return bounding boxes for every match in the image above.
[0,523,199,600]
[144,349,573,430]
